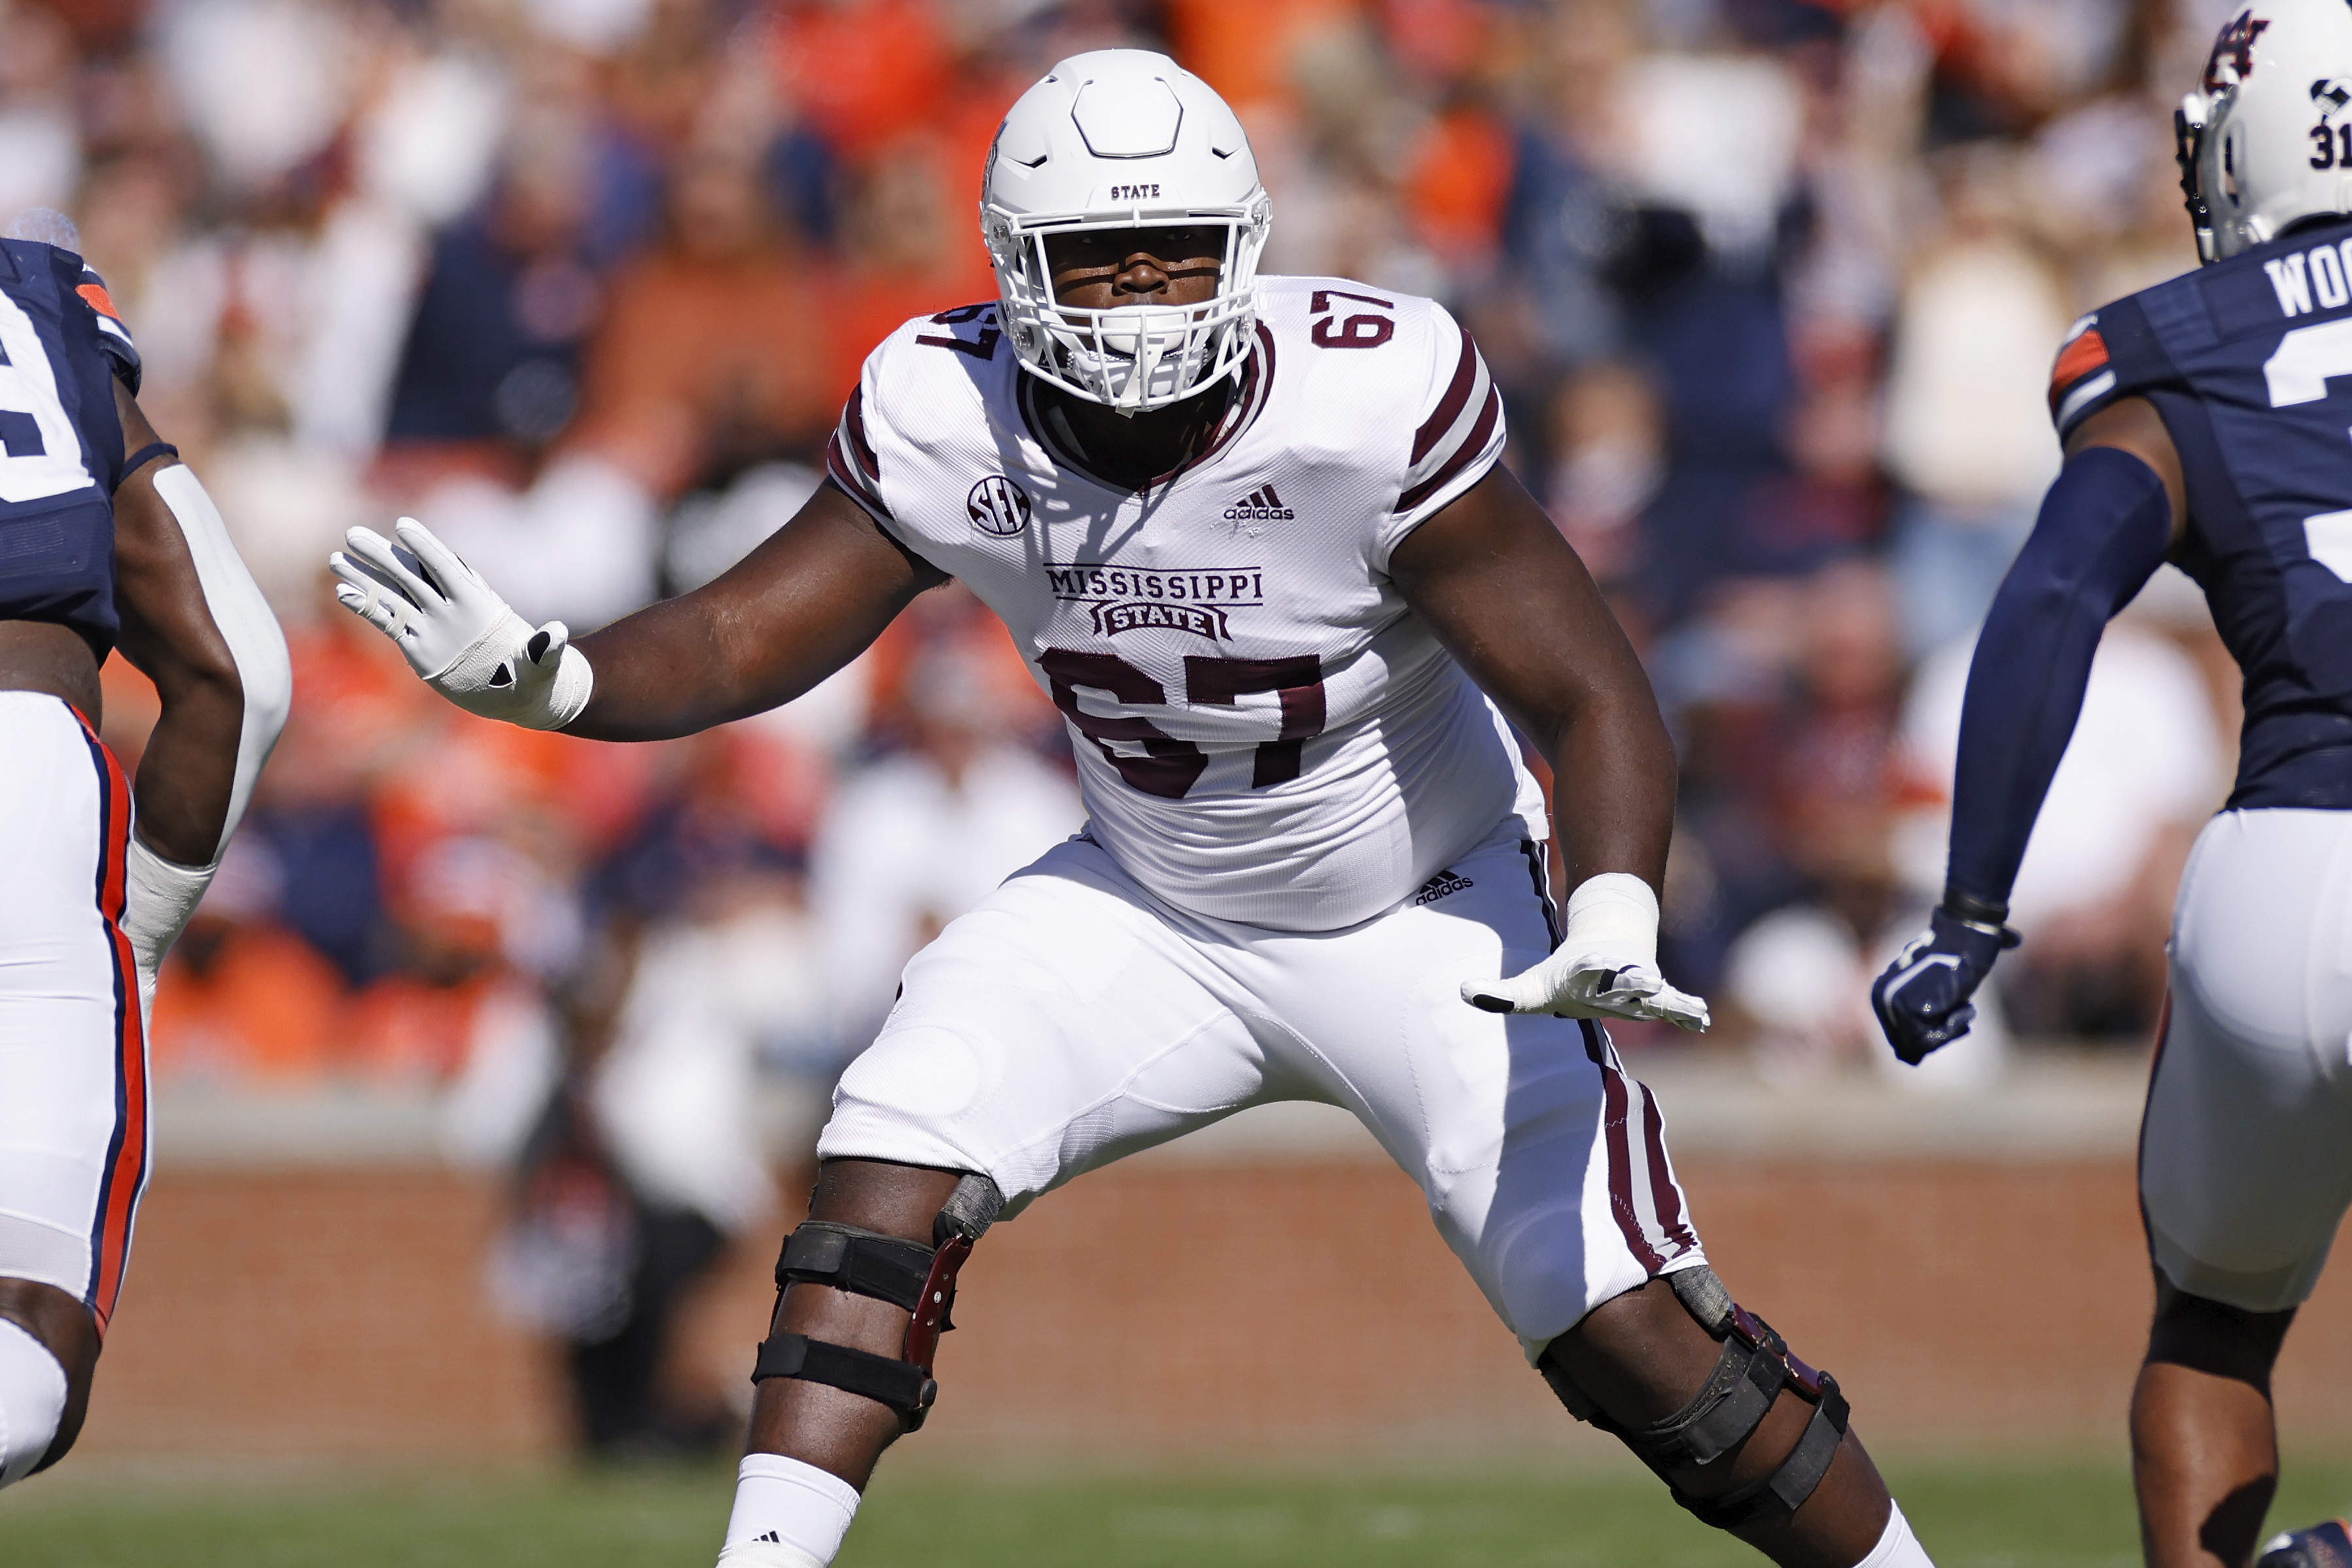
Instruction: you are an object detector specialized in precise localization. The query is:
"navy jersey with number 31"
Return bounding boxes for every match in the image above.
[2054,215,2352,809]
[0,237,141,659]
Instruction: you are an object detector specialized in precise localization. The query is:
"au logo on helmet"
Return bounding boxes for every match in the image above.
[2205,11,2271,92]
[968,476,1034,537]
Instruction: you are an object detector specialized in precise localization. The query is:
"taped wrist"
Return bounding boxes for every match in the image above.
[431,616,593,730]
[1539,1267,1850,1531]
[750,1174,1004,1432]
[533,642,594,730]
[1562,873,1660,968]
[120,839,215,998]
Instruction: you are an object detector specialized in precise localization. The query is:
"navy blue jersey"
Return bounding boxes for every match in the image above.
[2054,215,2352,810]
[0,239,142,660]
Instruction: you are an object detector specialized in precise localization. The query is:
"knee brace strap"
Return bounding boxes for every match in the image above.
[1674,1378,1850,1530]
[777,1223,936,1314]
[753,1174,1004,1433]
[752,1333,936,1425]
[1541,1266,1848,1528]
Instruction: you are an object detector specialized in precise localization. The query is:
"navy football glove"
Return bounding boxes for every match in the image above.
[1870,905,2020,1066]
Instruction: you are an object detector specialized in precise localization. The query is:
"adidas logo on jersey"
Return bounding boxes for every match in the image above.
[1413,869,1474,905]
[1224,484,1294,523]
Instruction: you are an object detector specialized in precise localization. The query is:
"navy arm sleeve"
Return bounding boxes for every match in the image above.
[1943,445,2174,915]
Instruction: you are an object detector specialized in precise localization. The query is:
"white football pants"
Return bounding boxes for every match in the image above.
[0,693,147,1331]
[819,822,1706,1353]
[2143,807,2352,1312]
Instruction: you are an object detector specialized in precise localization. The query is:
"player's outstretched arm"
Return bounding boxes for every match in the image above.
[109,385,293,1005]
[1872,396,2186,1064]
[1389,464,1706,1031]
[569,481,947,739]
[331,479,943,742]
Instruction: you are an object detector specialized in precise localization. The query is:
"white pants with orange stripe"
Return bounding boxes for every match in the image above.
[0,693,147,1333]
[2143,807,2352,1314]
[818,819,1706,1355]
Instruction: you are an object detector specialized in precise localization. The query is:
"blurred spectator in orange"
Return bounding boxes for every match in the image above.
[1166,0,1363,116]
[1403,101,1513,270]
[768,0,954,164]
[349,836,574,1082]
[567,147,837,496]
[820,135,1004,399]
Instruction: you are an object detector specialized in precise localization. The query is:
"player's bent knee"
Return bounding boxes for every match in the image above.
[1537,1267,1849,1530]
[0,1317,68,1488]
[750,1173,1004,1432]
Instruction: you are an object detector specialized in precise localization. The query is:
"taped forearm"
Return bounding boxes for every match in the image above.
[1944,447,2173,913]
[149,464,291,854]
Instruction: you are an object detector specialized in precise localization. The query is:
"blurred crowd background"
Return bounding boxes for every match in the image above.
[10,0,2248,1446]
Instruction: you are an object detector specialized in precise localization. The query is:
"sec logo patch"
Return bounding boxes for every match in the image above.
[967,475,1033,537]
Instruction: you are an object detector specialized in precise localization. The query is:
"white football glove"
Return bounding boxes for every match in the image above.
[1461,871,1711,1032]
[329,518,591,730]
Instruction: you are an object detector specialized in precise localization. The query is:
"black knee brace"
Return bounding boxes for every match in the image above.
[750,1173,1004,1432]
[1540,1267,1850,1530]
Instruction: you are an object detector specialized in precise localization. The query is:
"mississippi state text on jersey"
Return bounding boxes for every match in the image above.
[2052,214,2352,809]
[829,277,1543,930]
[0,239,141,659]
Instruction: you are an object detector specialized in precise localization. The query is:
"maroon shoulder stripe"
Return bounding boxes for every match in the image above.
[1412,327,1481,466]
[843,392,881,482]
[826,432,889,517]
[1395,383,1501,514]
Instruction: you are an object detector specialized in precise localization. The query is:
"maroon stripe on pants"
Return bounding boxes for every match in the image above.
[1638,1084,1696,1257]
[1581,1020,1665,1273]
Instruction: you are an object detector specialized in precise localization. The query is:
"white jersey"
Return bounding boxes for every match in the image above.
[828,276,1544,932]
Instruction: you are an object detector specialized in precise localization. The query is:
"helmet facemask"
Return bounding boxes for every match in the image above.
[987,203,1271,415]
[2175,96,2220,264]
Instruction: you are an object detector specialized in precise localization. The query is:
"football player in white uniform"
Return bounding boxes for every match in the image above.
[333,51,1935,1568]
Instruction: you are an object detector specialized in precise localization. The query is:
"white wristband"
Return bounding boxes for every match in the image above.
[121,838,216,1013]
[531,641,594,731]
[1561,873,1660,966]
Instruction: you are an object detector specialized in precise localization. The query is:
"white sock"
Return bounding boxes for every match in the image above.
[0,1318,66,1488]
[1855,1501,1934,1568]
[716,1454,861,1567]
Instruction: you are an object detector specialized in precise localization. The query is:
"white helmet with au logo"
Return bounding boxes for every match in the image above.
[981,49,1273,413]
[2178,0,2352,262]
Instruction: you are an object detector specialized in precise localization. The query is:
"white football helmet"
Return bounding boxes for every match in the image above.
[981,50,1272,413]
[2178,1,2352,262]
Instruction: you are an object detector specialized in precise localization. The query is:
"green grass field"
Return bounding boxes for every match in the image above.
[7,1455,2350,1566]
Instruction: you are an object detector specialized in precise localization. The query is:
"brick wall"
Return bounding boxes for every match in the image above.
[71,1157,2352,1463]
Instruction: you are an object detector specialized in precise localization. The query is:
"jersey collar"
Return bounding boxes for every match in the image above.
[1017,323,1274,496]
